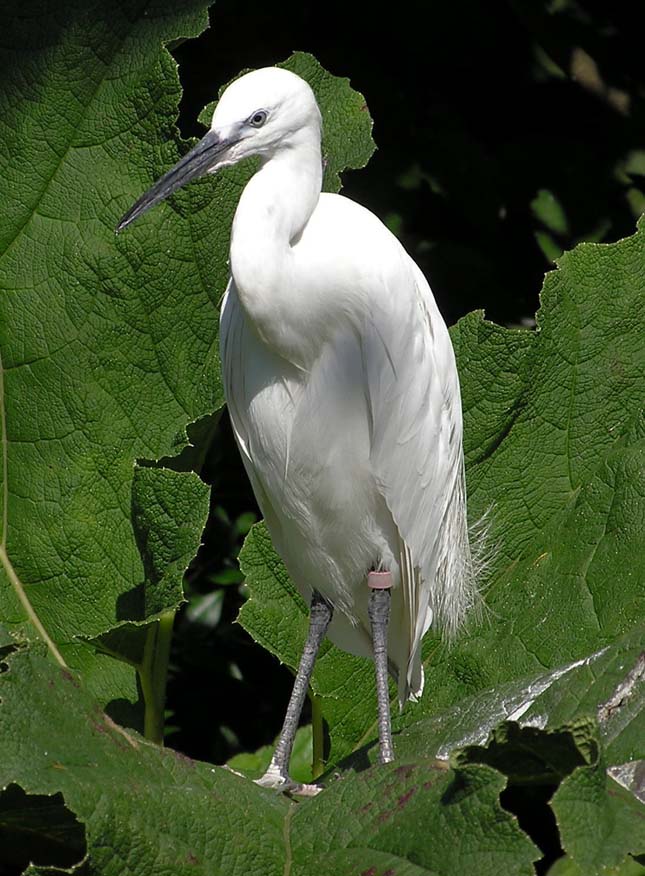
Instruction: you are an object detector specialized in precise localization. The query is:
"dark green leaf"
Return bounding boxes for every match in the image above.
[552,738,645,873]
[0,641,539,875]
[0,0,221,704]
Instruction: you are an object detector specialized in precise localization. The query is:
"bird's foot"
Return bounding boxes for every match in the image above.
[255,762,323,797]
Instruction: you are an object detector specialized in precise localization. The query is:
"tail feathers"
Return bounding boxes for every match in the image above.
[430,464,492,640]
[393,467,493,708]
[388,640,425,710]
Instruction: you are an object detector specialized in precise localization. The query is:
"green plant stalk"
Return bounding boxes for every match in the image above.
[139,610,175,745]
[0,544,67,668]
[311,691,324,780]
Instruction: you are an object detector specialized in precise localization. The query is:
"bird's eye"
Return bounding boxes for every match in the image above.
[249,110,268,128]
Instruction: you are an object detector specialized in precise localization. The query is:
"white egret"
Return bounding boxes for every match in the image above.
[118,67,480,792]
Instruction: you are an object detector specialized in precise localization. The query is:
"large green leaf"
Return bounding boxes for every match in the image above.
[547,855,645,876]
[458,720,645,873]
[0,0,219,702]
[0,0,375,711]
[551,738,645,874]
[339,625,644,775]
[238,218,645,763]
[0,641,288,875]
[0,639,539,876]
[5,635,643,873]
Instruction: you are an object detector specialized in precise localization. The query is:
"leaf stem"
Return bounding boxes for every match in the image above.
[0,352,66,664]
[0,350,8,551]
[139,609,175,744]
[0,544,67,667]
[311,691,324,780]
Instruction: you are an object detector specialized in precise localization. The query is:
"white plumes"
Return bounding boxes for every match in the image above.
[432,467,492,640]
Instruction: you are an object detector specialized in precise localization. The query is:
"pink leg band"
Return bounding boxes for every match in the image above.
[368,571,393,590]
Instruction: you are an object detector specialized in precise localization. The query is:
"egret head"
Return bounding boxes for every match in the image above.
[117,67,321,232]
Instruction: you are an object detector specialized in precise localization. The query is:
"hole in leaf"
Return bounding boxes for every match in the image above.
[500,782,563,876]
[0,785,87,874]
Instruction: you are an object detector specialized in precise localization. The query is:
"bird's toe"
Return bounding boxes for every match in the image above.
[255,763,323,796]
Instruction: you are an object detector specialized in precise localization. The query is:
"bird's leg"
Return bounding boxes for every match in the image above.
[256,589,333,793]
[368,571,395,764]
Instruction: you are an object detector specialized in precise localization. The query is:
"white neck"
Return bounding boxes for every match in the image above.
[229,128,322,354]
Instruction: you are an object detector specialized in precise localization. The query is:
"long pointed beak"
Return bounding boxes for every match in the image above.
[116,129,233,232]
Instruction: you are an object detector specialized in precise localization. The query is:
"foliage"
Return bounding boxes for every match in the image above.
[0,632,642,874]
[0,2,643,875]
